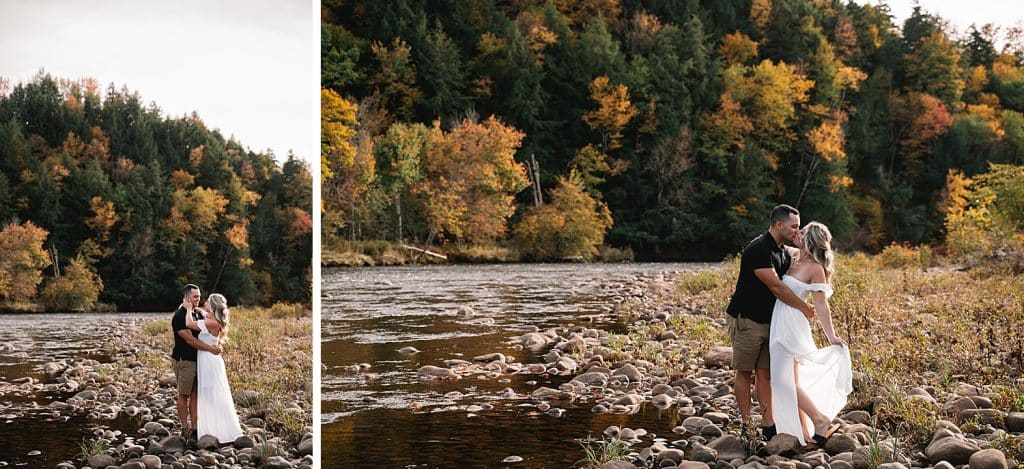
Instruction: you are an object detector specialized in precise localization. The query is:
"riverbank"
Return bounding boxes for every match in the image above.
[392,253,1023,468]
[322,240,635,266]
[0,304,313,468]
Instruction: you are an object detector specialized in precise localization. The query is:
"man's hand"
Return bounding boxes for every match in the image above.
[803,302,816,320]
[208,344,222,355]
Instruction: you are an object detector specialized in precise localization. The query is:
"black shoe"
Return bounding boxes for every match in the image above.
[761,424,777,441]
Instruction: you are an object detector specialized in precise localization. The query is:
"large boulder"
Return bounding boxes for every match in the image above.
[925,436,981,465]
[969,448,1007,469]
[707,435,746,461]
[765,434,801,457]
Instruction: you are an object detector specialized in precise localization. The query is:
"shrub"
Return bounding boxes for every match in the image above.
[877,243,921,268]
[40,257,103,311]
[514,172,613,260]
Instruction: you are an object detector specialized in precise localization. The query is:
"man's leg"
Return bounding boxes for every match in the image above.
[735,370,753,423]
[189,381,198,431]
[176,392,190,431]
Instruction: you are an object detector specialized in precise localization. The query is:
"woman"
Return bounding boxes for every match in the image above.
[769,222,852,446]
[185,293,244,444]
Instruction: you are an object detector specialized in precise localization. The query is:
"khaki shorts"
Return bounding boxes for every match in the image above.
[727,315,771,371]
[172,359,197,396]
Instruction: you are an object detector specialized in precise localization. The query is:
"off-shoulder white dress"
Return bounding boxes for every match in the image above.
[769,275,852,445]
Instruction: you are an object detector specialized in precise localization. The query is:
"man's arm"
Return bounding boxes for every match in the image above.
[176,329,221,355]
[753,268,815,319]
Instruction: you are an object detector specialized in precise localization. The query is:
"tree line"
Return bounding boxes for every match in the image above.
[0,72,312,310]
[321,0,1024,260]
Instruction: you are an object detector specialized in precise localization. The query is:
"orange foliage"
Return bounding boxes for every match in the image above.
[86,196,119,242]
[169,169,195,190]
[0,221,51,302]
[719,32,759,66]
[808,118,846,162]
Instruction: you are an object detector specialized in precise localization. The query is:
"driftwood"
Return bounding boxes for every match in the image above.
[400,244,448,260]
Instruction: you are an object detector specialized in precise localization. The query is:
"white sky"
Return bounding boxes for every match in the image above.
[0,0,315,164]
[858,1,1023,44]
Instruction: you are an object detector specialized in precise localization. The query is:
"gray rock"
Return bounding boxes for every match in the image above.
[1006,412,1024,432]
[142,421,167,436]
[704,346,733,368]
[473,352,506,363]
[397,346,421,355]
[531,387,571,400]
[158,435,184,453]
[518,332,550,350]
[933,462,956,469]
[600,461,638,469]
[118,462,145,469]
[417,365,459,379]
[959,409,1006,427]
[946,396,978,414]
[197,434,219,450]
[766,434,801,457]
[925,436,981,465]
[876,464,907,469]
[691,443,719,463]
[681,417,714,434]
[825,433,859,455]
[140,455,161,469]
[703,412,731,425]
[830,461,853,469]
[262,456,293,469]
[678,462,711,469]
[612,364,643,382]
[503,456,524,463]
[297,436,313,456]
[700,424,724,438]
[74,390,97,400]
[969,448,1007,469]
[840,410,870,425]
[87,454,116,468]
[658,448,686,464]
[707,435,746,461]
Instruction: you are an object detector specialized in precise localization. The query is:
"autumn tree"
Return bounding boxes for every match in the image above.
[417,116,528,245]
[374,122,428,241]
[0,221,50,302]
[582,76,638,152]
[40,256,103,311]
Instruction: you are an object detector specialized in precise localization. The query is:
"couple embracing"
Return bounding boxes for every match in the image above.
[727,204,853,446]
[171,284,243,445]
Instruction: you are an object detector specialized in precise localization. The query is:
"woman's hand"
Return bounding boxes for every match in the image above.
[827,335,848,347]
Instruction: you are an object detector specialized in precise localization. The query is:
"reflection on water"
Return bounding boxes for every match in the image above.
[0,313,160,465]
[322,263,707,467]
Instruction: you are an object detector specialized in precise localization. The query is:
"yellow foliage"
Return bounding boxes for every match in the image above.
[828,175,853,193]
[718,32,759,66]
[751,0,772,34]
[967,104,1006,138]
[582,76,639,150]
[834,66,868,92]
[189,145,205,169]
[320,88,358,182]
[992,53,1022,82]
[86,196,119,242]
[808,119,846,162]
[0,221,50,302]
[226,221,249,250]
[703,92,753,152]
[169,169,194,190]
[514,171,613,260]
[967,65,989,93]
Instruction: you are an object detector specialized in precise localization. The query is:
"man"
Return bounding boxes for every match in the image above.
[726,204,815,441]
[171,283,221,442]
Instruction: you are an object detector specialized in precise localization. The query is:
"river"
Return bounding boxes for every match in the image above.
[321,262,710,468]
[0,313,159,466]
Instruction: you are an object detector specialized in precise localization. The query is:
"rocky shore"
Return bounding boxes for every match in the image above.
[0,320,313,469]
[405,271,1024,469]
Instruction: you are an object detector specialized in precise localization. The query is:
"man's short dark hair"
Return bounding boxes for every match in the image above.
[770,204,799,226]
[182,284,199,296]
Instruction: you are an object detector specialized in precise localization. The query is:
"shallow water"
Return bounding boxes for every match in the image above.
[0,313,161,466]
[321,263,710,467]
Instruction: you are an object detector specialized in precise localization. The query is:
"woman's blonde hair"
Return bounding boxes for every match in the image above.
[207,293,230,338]
[801,221,835,281]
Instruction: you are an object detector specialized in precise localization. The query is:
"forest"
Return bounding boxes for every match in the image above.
[321,0,1024,262]
[0,72,312,310]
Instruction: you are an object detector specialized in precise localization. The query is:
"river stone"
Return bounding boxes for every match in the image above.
[397,346,421,355]
[679,416,713,434]
[74,390,97,400]
[612,364,642,382]
[933,462,956,469]
[600,461,638,469]
[704,346,733,368]
[652,394,674,409]
[651,384,675,396]
[244,417,266,428]
[945,396,978,414]
[708,435,746,461]
[417,365,458,379]
[679,462,711,469]
[263,456,293,469]
[142,421,166,435]
[969,448,1007,469]
[518,333,550,350]
[925,436,981,465]
[825,433,859,454]
[456,306,476,318]
[691,443,719,463]
[701,424,724,438]
[969,396,994,409]
[766,434,801,457]
[158,435,184,453]
[197,434,219,450]
[853,443,895,469]
[87,454,116,468]
[841,410,870,425]
[959,409,1006,426]
[831,461,853,469]
[532,387,570,400]
[703,411,731,425]
[473,352,506,363]
[118,462,145,469]
[503,456,524,463]
[658,448,686,464]
[297,436,313,456]
[1006,412,1024,432]
[139,455,161,469]
[876,464,907,469]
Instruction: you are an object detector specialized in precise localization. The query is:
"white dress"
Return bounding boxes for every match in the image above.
[769,275,853,445]
[196,318,244,444]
